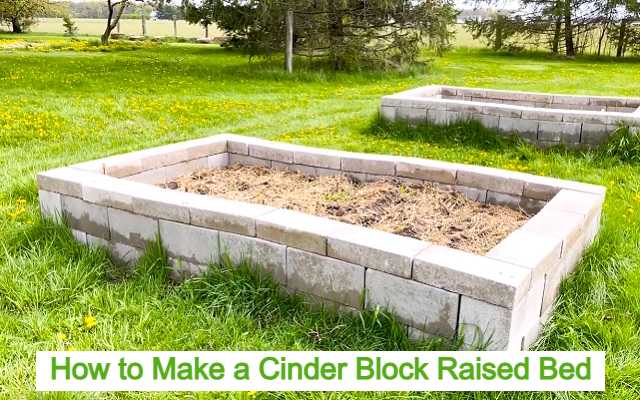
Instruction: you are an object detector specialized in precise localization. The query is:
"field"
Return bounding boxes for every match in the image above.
[1,34,640,398]
[13,17,223,38]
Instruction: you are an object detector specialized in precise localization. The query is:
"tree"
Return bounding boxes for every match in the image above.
[62,14,78,35]
[0,0,50,33]
[182,0,457,70]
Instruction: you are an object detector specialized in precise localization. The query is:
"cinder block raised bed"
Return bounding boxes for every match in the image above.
[381,85,640,147]
[37,134,605,350]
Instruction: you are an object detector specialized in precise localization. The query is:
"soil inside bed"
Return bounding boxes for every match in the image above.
[161,165,530,254]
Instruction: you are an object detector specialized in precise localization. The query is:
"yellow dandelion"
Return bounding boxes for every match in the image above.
[83,313,97,330]
[55,332,68,341]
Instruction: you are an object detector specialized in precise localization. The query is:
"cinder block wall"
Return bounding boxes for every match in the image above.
[36,134,605,350]
[381,85,640,148]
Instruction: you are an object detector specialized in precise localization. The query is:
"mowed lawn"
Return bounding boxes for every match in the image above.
[1,36,640,398]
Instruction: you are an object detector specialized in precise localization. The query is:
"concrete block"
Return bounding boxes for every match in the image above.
[36,167,92,198]
[109,241,143,266]
[70,160,105,174]
[218,231,286,284]
[328,226,429,278]
[294,148,342,170]
[82,175,148,212]
[471,114,500,130]
[61,195,110,239]
[498,117,539,141]
[227,140,249,155]
[208,153,230,169]
[131,186,191,223]
[520,207,584,257]
[87,234,108,248]
[519,197,547,214]
[102,153,144,178]
[453,185,487,202]
[545,189,602,220]
[125,167,167,185]
[562,112,607,125]
[159,220,220,265]
[397,107,427,125]
[413,245,530,308]
[287,248,364,308]
[189,195,273,237]
[164,158,208,181]
[486,191,521,209]
[458,296,515,350]
[396,158,457,184]
[228,154,272,167]
[521,109,563,122]
[380,105,397,121]
[71,229,87,244]
[168,257,208,282]
[249,143,295,164]
[108,208,158,248]
[538,121,581,143]
[366,269,458,338]
[39,190,62,222]
[482,105,523,119]
[340,153,396,176]
[487,229,562,283]
[257,209,349,255]
[456,165,525,196]
[581,124,612,145]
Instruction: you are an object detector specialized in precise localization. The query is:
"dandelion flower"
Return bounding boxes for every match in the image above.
[83,313,97,330]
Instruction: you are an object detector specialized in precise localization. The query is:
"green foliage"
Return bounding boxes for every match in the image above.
[603,126,640,163]
[0,0,50,33]
[62,14,78,36]
[182,0,458,70]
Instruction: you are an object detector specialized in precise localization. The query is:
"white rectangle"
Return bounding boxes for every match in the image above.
[36,351,604,391]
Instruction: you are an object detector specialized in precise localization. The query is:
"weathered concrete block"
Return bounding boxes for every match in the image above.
[249,143,295,164]
[37,167,92,198]
[109,241,143,266]
[71,229,87,244]
[228,153,272,167]
[70,160,105,174]
[257,209,349,255]
[108,208,158,248]
[328,226,428,278]
[380,106,396,121]
[487,229,562,283]
[486,191,521,209]
[366,269,458,338]
[521,109,563,122]
[189,196,273,237]
[131,187,191,223]
[103,153,144,178]
[340,153,396,176]
[164,158,208,181]
[397,107,427,125]
[86,234,108,248]
[545,189,602,220]
[581,124,612,145]
[159,220,220,265]
[125,167,167,185]
[396,158,457,184]
[82,176,147,212]
[413,245,530,308]
[453,185,487,202]
[458,296,516,350]
[293,147,342,170]
[538,121,581,143]
[519,197,547,214]
[498,117,539,141]
[520,207,583,257]
[168,257,208,282]
[208,153,230,169]
[287,248,364,308]
[219,231,287,284]
[456,165,525,196]
[61,195,110,239]
[39,190,62,222]
[472,114,500,129]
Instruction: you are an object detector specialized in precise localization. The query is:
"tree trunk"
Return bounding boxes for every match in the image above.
[617,19,627,58]
[494,14,504,51]
[11,18,23,34]
[563,0,575,57]
[597,21,608,56]
[552,15,562,53]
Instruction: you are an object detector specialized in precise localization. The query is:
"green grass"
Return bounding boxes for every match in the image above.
[1,35,640,398]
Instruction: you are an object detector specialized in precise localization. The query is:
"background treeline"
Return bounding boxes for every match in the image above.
[465,0,640,57]
[40,1,183,20]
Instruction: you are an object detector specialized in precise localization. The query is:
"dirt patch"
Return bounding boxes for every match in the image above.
[163,165,530,254]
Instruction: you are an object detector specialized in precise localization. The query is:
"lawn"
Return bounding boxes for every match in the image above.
[1,35,640,398]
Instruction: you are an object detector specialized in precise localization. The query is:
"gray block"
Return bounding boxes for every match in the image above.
[287,248,364,308]
[108,208,159,248]
[159,220,220,265]
[366,269,459,338]
[219,231,286,284]
[39,190,62,222]
[61,195,110,239]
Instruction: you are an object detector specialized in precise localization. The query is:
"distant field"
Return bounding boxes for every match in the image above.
[23,17,223,38]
